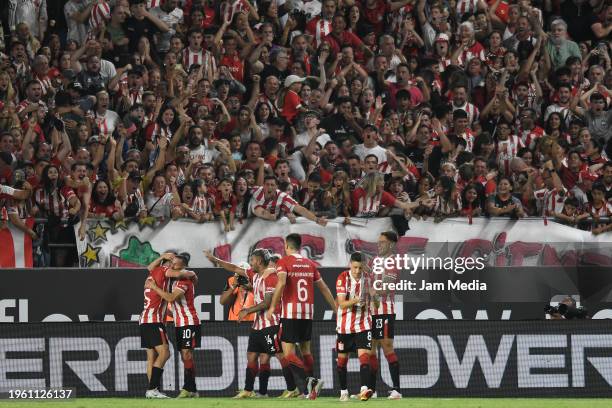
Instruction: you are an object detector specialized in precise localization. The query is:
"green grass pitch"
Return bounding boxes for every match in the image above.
[2,398,612,408]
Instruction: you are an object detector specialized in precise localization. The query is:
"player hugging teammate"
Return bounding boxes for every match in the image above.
[140,252,200,399]
[335,251,376,401]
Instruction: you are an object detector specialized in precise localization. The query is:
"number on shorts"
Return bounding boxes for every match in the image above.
[367,331,372,341]
[297,279,308,302]
[265,334,273,345]
[376,318,383,329]
[183,328,192,339]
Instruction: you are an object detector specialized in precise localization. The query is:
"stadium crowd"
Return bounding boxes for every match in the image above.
[0,0,612,266]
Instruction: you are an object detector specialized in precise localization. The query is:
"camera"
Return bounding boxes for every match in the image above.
[544,303,588,319]
[236,274,249,287]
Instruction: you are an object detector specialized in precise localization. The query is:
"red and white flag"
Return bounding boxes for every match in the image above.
[0,218,34,268]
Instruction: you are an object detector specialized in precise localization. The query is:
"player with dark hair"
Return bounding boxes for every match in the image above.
[140,252,197,399]
[205,248,297,398]
[336,252,375,401]
[266,233,337,399]
[369,231,402,399]
[145,252,200,398]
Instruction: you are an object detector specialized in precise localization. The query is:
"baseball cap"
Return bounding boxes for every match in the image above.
[304,109,321,119]
[284,75,306,88]
[435,33,450,43]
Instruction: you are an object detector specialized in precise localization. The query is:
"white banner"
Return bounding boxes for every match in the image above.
[74,217,612,268]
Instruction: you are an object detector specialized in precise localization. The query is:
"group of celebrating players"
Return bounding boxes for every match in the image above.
[139,231,402,401]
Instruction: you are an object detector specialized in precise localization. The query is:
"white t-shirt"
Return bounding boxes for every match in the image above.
[100,59,117,82]
[354,144,388,164]
[189,141,219,164]
[293,131,332,149]
[146,191,175,219]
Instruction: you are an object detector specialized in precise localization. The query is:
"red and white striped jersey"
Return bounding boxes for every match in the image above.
[456,0,479,18]
[389,4,413,34]
[534,187,567,216]
[460,41,486,65]
[16,99,46,116]
[305,17,332,48]
[456,128,476,152]
[519,126,544,150]
[336,270,372,334]
[191,194,213,216]
[145,122,174,143]
[351,187,396,218]
[247,268,280,330]
[182,47,216,73]
[250,187,297,218]
[140,265,171,324]
[433,193,462,215]
[34,75,53,97]
[587,202,612,217]
[171,277,200,327]
[438,57,460,73]
[496,135,522,176]
[276,254,321,320]
[368,258,399,315]
[33,186,75,218]
[90,1,111,31]
[121,87,144,107]
[452,101,480,126]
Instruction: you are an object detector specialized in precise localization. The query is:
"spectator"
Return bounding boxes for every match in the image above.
[4,0,612,267]
[250,175,327,225]
[487,175,525,218]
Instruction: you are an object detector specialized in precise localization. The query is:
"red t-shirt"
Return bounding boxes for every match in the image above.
[89,201,119,218]
[487,0,510,23]
[323,32,363,55]
[361,0,389,33]
[214,190,237,214]
[281,90,301,124]
[220,53,244,83]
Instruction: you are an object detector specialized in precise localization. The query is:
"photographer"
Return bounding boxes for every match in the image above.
[546,296,589,320]
[220,263,255,322]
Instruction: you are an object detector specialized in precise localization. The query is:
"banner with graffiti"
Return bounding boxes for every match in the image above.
[74,217,612,268]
